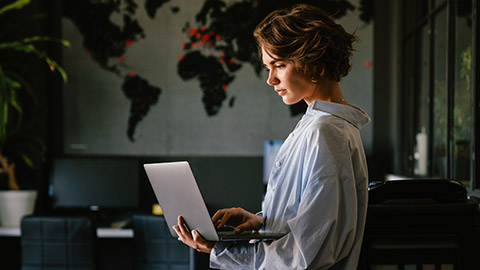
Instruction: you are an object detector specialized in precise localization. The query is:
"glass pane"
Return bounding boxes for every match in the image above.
[414,25,430,176]
[434,0,447,9]
[403,36,416,174]
[453,0,473,184]
[441,264,455,270]
[404,0,429,34]
[432,7,448,178]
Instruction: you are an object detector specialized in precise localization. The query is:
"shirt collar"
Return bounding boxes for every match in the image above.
[307,100,371,129]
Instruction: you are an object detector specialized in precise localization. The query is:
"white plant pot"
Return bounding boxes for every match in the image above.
[0,190,37,228]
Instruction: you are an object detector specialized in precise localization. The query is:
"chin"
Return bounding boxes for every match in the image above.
[282,97,301,105]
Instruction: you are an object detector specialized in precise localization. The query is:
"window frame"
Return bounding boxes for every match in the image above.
[472,0,480,194]
[400,0,479,194]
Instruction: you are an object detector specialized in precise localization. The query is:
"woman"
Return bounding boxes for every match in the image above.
[173,4,370,269]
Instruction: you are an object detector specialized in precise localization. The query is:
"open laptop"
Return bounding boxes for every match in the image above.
[143,161,286,242]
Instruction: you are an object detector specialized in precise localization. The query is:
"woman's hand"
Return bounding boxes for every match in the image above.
[212,207,263,233]
[173,216,215,253]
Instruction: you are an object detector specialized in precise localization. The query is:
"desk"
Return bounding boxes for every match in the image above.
[0,227,134,238]
[0,227,135,270]
[0,227,20,237]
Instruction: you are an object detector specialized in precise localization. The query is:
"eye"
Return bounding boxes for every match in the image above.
[275,64,286,69]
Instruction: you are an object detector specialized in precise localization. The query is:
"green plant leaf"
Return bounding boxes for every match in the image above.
[6,134,46,168]
[22,36,71,48]
[0,0,30,16]
[9,87,23,132]
[0,41,69,83]
[47,58,68,83]
[0,67,23,147]
[20,153,34,168]
[0,0,70,189]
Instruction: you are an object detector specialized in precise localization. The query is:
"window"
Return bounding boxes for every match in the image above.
[401,0,478,191]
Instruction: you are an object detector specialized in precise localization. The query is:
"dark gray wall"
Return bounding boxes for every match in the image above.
[139,156,265,214]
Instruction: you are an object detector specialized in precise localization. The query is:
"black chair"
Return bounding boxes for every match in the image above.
[20,216,96,270]
[360,179,479,270]
[132,215,194,270]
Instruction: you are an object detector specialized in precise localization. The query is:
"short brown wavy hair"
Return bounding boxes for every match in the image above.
[253,4,358,82]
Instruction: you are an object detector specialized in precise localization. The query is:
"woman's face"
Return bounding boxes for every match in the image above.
[262,48,317,105]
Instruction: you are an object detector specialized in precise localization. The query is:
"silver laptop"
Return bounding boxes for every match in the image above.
[143,161,286,241]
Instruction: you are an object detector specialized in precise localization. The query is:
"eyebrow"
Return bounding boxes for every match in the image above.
[263,59,281,68]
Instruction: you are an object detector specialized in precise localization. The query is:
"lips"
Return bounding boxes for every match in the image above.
[275,89,287,96]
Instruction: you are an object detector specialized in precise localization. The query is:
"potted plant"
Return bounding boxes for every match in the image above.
[0,0,68,227]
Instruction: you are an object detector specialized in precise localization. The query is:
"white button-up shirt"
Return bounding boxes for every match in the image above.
[210,100,371,270]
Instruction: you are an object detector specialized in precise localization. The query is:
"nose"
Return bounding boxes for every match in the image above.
[266,71,279,86]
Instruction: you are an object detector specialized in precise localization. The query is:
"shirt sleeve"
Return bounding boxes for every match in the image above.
[210,120,360,270]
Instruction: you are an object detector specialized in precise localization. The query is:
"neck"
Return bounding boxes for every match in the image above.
[304,78,347,105]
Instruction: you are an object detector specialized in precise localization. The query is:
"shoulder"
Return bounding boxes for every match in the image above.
[305,112,346,139]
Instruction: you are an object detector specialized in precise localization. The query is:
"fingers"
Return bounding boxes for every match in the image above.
[212,209,228,228]
[212,209,235,229]
[233,222,249,233]
[192,229,215,253]
[173,216,190,243]
[192,229,205,243]
[215,211,232,229]
[233,219,256,233]
[198,208,260,234]
[173,216,215,253]
[212,207,245,229]
[233,213,263,233]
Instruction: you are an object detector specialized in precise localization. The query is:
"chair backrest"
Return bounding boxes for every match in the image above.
[132,214,193,270]
[21,216,96,270]
[368,178,467,204]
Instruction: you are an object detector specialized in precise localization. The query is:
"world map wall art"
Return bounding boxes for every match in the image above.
[61,0,373,156]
